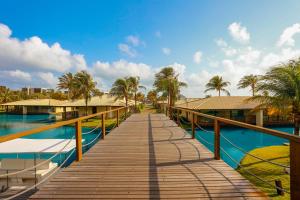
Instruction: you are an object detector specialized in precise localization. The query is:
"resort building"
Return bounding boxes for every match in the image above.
[1,99,68,115]
[161,96,292,127]
[60,94,136,118]
[1,94,136,119]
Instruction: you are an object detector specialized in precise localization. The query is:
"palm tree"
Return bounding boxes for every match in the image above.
[154,67,187,107]
[57,72,75,99]
[0,88,14,103]
[249,60,300,135]
[147,90,158,106]
[128,76,146,109]
[110,77,132,107]
[205,75,230,96]
[73,71,98,116]
[238,74,260,96]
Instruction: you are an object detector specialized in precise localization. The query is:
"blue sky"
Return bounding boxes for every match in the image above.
[1,0,300,97]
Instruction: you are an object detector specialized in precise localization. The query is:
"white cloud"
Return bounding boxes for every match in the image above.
[118,43,137,57]
[215,38,237,56]
[155,31,161,38]
[162,47,171,55]
[277,23,300,47]
[215,38,227,47]
[37,72,58,88]
[92,59,153,82]
[1,70,31,82]
[228,22,250,44]
[193,51,203,64]
[0,23,87,72]
[126,35,142,46]
[0,23,12,38]
[260,48,300,67]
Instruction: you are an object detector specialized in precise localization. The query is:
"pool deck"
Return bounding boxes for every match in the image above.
[29,113,267,199]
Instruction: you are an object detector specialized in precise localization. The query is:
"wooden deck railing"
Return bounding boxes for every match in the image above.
[0,106,128,161]
[168,106,300,200]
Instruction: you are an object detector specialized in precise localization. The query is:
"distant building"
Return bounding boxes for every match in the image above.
[21,87,55,95]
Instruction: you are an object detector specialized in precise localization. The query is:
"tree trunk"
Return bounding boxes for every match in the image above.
[252,84,255,96]
[218,90,220,96]
[294,113,300,136]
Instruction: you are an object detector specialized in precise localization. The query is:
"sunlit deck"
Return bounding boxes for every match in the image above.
[29,113,266,199]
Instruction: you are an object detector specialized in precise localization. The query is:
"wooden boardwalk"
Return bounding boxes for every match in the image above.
[29,114,267,199]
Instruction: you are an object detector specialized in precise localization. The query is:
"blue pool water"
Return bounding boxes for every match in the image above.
[0,113,101,165]
[192,126,291,168]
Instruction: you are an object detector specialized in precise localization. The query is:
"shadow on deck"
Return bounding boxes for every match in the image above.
[29,113,267,199]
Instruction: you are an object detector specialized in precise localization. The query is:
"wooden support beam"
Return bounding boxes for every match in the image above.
[75,120,82,161]
[101,113,106,140]
[214,119,220,160]
[192,113,195,139]
[117,110,120,127]
[290,140,300,199]
[177,110,180,125]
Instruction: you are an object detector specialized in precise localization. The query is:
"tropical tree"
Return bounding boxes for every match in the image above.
[153,67,187,107]
[128,76,146,108]
[237,74,260,96]
[249,60,300,135]
[205,75,230,96]
[0,88,14,103]
[57,72,75,99]
[110,77,132,107]
[147,90,158,106]
[136,92,145,103]
[73,71,98,116]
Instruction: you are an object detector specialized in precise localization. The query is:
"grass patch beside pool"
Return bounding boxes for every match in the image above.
[237,145,290,200]
[81,118,117,128]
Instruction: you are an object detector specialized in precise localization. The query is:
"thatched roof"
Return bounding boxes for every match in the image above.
[1,99,65,107]
[176,96,260,110]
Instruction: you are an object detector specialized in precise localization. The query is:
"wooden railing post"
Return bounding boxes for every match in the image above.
[192,113,195,139]
[177,109,180,125]
[101,113,106,139]
[290,140,300,199]
[117,109,119,127]
[75,120,82,161]
[214,119,220,160]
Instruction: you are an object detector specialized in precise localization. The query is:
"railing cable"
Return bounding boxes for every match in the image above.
[4,148,76,200]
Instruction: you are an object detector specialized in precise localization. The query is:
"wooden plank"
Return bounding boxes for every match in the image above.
[29,113,267,199]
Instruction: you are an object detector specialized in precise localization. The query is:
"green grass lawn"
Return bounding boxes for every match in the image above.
[237,145,290,200]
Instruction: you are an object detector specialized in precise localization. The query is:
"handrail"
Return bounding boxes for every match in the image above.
[0,107,127,143]
[172,106,300,143]
[169,106,300,200]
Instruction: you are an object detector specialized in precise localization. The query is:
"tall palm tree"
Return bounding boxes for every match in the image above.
[73,71,98,116]
[249,60,300,135]
[147,90,158,106]
[0,88,14,103]
[205,75,230,96]
[110,77,132,107]
[128,76,146,108]
[238,74,260,96]
[154,67,187,107]
[57,72,75,99]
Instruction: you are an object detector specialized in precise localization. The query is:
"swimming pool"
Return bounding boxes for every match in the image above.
[191,126,290,168]
[0,113,102,165]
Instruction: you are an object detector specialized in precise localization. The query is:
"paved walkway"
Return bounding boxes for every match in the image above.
[29,114,267,199]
